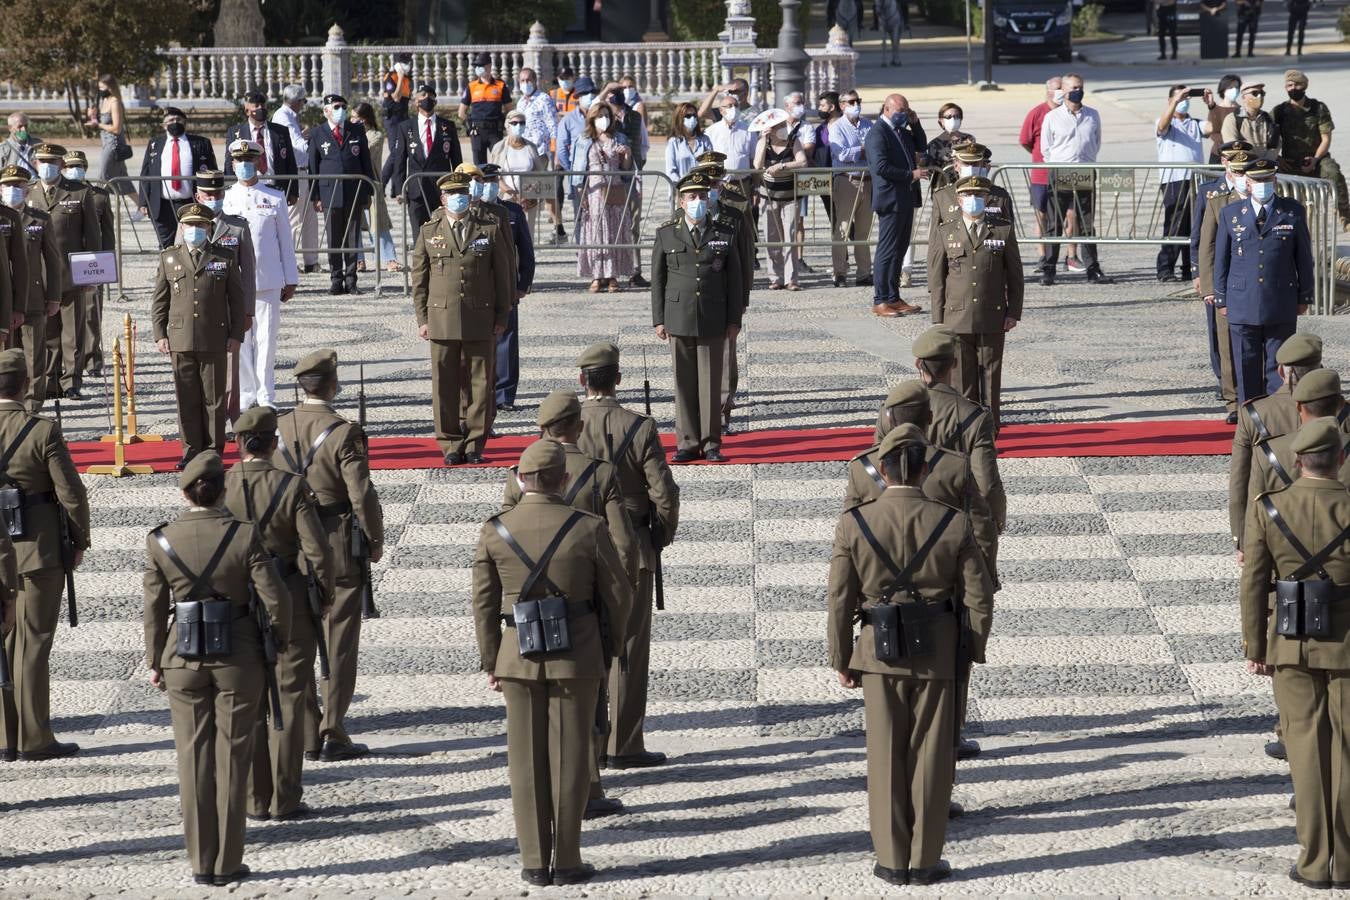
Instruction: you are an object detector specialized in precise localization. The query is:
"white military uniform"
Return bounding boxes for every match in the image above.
[223,178,297,409]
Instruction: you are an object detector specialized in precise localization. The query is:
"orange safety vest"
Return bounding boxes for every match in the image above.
[550,86,577,115]
[469,78,505,104]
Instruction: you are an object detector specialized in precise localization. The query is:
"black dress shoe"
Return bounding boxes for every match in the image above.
[274,801,314,820]
[63,388,84,401]
[318,740,368,762]
[604,750,667,769]
[213,864,251,887]
[174,451,198,472]
[464,452,484,464]
[1290,794,1297,811]
[629,273,650,288]
[909,859,952,885]
[956,737,981,760]
[583,796,624,819]
[521,868,552,886]
[949,801,965,818]
[872,863,908,885]
[303,749,320,762]
[192,873,213,885]
[2,747,15,762]
[1158,273,1177,282]
[444,452,465,466]
[1226,411,1239,425]
[1289,866,1332,890]
[19,740,79,761]
[672,449,700,463]
[1086,267,1115,284]
[330,285,348,296]
[1266,740,1287,760]
[302,264,320,274]
[833,275,846,287]
[553,863,596,885]
[703,449,726,463]
[856,275,874,287]
[1041,270,1055,286]
[246,809,271,822]
[497,403,517,412]
[87,366,103,378]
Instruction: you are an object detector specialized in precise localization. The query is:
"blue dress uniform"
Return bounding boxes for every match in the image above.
[307,97,374,295]
[492,190,534,409]
[1192,172,1231,387]
[1214,185,1314,405]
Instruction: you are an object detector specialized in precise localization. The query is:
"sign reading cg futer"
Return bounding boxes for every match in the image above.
[794,172,832,196]
[69,251,118,286]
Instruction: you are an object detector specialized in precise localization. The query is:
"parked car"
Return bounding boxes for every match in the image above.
[992,0,1076,63]
[1146,0,1203,34]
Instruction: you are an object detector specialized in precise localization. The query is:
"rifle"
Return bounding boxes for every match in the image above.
[640,350,666,611]
[240,463,284,729]
[0,614,11,690]
[353,364,378,619]
[52,400,77,628]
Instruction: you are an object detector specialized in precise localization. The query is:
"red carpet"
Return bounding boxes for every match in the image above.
[68,419,1235,473]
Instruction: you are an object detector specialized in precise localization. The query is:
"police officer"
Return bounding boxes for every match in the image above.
[223,406,333,820]
[575,341,680,769]
[150,203,247,469]
[28,143,98,402]
[1240,417,1350,890]
[0,166,58,411]
[692,160,753,434]
[1214,157,1315,407]
[1247,369,1349,500]
[472,437,631,886]
[928,176,1023,426]
[308,94,374,296]
[277,350,384,763]
[0,347,90,762]
[390,83,463,231]
[1272,70,1350,231]
[477,164,533,412]
[652,170,746,463]
[828,422,995,887]
[59,151,107,378]
[458,52,512,165]
[1235,0,1262,57]
[410,172,512,465]
[143,451,289,886]
[927,142,1013,247]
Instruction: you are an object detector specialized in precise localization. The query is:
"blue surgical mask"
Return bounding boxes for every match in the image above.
[578,93,594,110]
[482,181,500,202]
[1231,174,1248,195]
[623,87,638,104]
[201,197,223,212]
[1175,99,1190,115]
[63,167,85,182]
[237,161,257,180]
[508,122,524,138]
[330,107,348,125]
[1224,86,1240,103]
[708,188,721,205]
[182,226,208,247]
[844,104,861,121]
[445,193,470,214]
[474,66,486,78]
[1,186,24,208]
[469,180,485,200]
[1250,180,1275,203]
[37,163,60,183]
[560,79,573,92]
[960,196,986,216]
[683,115,698,132]
[686,199,707,221]
[520,81,536,96]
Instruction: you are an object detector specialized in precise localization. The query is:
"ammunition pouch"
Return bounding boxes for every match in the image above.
[175,598,238,660]
[510,595,575,657]
[0,484,25,538]
[863,597,946,662]
[1275,579,1336,638]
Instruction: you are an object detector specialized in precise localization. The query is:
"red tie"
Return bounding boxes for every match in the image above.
[170,138,182,192]
[424,119,432,157]
[333,126,343,147]
[255,127,268,174]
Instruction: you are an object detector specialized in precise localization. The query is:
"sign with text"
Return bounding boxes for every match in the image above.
[69,251,117,286]
[1096,168,1136,193]
[1052,169,1095,193]
[795,171,833,196]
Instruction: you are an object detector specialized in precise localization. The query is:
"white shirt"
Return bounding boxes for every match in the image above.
[705,119,755,172]
[1041,104,1102,164]
[272,104,309,166]
[1250,197,1274,220]
[159,135,194,200]
[416,113,437,155]
[223,181,298,293]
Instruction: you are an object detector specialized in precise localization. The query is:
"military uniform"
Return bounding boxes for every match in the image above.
[143,452,290,884]
[1,166,57,411]
[575,342,680,764]
[1272,71,1350,228]
[277,350,384,760]
[926,143,1013,251]
[0,349,91,760]
[1192,144,1253,418]
[694,159,755,428]
[1247,371,1350,501]
[0,189,25,345]
[61,151,110,378]
[827,424,995,884]
[1240,419,1350,888]
[410,172,513,464]
[928,176,1023,424]
[472,439,631,885]
[149,204,247,460]
[223,407,334,820]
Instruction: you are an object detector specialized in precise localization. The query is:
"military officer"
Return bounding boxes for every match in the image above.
[143,451,290,886]
[692,160,753,434]
[223,406,333,820]
[1271,70,1350,231]
[149,203,247,469]
[575,341,680,769]
[911,326,1007,533]
[472,438,630,886]
[928,176,1023,425]
[0,164,24,340]
[0,348,90,762]
[1247,369,1349,501]
[0,167,49,411]
[277,350,384,763]
[390,83,462,231]
[27,143,98,402]
[828,422,995,886]
[411,172,511,464]
[478,164,533,412]
[1214,157,1315,406]
[60,150,109,378]
[927,142,1014,247]
[308,94,374,295]
[1240,418,1350,890]
[652,169,746,463]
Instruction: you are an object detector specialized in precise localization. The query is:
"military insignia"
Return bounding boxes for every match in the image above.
[173,281,181,291]
[351,145,360,157]
[1233,224,1247,235]
[983,238,1005,249]
[322,142,332,154]
[470,236,490,252]
[206,260,227,271]
[279,147,288,159]
[442,140,451,154]
[24,223,40,236]
[709,239,729,250]
[1275,223,1293,231]
[219,235,239,247]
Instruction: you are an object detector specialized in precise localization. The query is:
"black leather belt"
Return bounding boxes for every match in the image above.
[502,598,595,627]
[860,598,955,622]
[317,500,351,518]
[24,491,56,507]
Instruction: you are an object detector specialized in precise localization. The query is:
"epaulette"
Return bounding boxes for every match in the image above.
[662,215,681,228]
[150,521,169,534]
[848,497,880,511]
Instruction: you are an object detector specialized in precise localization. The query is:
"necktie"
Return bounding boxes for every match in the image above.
[334,126,343,147]
[170,137,182,193]
[255,127,268,174]
[1256,205,1267,229]
[424,118,432,157]
[453,220,464,250]
[190,248,201,266]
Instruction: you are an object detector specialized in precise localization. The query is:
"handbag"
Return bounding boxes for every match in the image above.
[113,131,133,162]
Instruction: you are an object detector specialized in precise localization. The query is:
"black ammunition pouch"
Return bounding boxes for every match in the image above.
[491,511,587,659]
[1275,579,1335,638]
[174,597,237,660]
[0,484,25,538]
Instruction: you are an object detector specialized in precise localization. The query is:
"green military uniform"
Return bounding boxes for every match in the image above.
[410,172,513,463]
[0,349,89,760]
[223,407,334,819]
[1,166,58,411]
[62,151,111,378]
[827,424,995,884]
[1229,332,1321,545]
[27,144,98,399]
[1271,70,1350,228]
[0,184,25,345]
[143,452,290,885]
[926,142,1014,250]
[1241,419,1350,888]
[472,439,632,885]
[1248,370,1350,499]
[575,342,681,764]
[928,176,1024,425]
[1197,148,1254,417]
[277,350,384,760]
[695,158,755,429]
[149,203,247,459]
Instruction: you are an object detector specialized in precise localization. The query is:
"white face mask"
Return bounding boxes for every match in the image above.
[844,104,861,121]
[508,122,524,137]
[941,116,962,133]
[1,186,24,208]
[594,116,610,133]
[1052,90,1065,105]
[474,66,486,78]
[774,125,789,141]
[721,106,737,122]
[520,81,536,96]
[623,87,638,104]
[788,103,804,120]
[1224,86,1240,103]
[394,62,409,75]
[1230,174,1249,195]
[682,115,698,132]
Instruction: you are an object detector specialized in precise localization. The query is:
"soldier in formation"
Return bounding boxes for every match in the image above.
[0,166,58,412]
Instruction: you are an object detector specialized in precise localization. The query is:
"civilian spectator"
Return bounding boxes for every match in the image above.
[619,74,648,124]
[88,74,136,201]
[1222,82,1279,161]
[784,91,817,272]
[489,110,548,216]
[138,107,218,249]
[753,110,808,290]
[556,76,596,230]
[698,78,754,125]
[513,66,563,242]
[604,83,650,288]
[865,94,927,316]
[224,91,299,205]
[351,102,399,273]
[925,102,974,191]
[273,84,318,272]
[1205,74,1242,162]
[574,102,635,293]
[666,102,712,183]
[1156,84,1209,282]
[1040,73,1113,285]
[1019,78,1062,265]
[0,112,39,175]
[828,89,873,287]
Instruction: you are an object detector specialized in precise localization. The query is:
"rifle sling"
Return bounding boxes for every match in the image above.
[490,510,586,601]
[1260,494,1350,582]
[1259,440,1295,489]
[153,521,243,602]
[860,453,885,490]
[848,505,957,605]
[0,418,40,481]
[944,406,984,452]
[563,461,601,506]
[279,420,343,475]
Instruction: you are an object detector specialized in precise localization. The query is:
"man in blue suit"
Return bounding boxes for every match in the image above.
[1214,157,1315,405]
[308,94,374,295]
[864,93,929,317]
[478,164,535,411]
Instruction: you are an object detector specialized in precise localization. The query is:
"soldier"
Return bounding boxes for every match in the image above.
[149,203,247,469]
[0,348,90,761]
[1240,418,1350,890]
[1193,142,1254,424]
[308,94,374,295]
[575,342,680,769]
[692,159,753,434]
[278,350,384,762]
[1272,70,1350,232]
[927,142,1014,248]
[60,150,109,378]
[223,406,333,820]
[27,143,98,402]
[911,326,1007,534]
[390,83,462,231]
[189,170,256,420]
[827,422,995,886]
[478,164,533,413]
[410,171,512,465]
[472,438,631,886]
[1214,157,1315,407]
[143,451,289,886]
[1247,369,1349,500]
[651,169,746,463]
[928,176,1023,426]
[0,167,58,411]
[0,164,23,336]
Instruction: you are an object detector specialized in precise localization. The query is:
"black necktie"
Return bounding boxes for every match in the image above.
[1256,206,1267,229]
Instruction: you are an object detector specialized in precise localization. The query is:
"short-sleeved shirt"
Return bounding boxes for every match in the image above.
[1018,102,1055,185]
[1157,115,1205,183]
[1271,98,1334,162]
[706,119,755,172]
[460,77,511,124]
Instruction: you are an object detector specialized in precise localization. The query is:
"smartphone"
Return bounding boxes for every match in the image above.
[1188,88,1206,98]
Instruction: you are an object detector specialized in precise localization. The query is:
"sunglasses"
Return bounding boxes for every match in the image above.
[1246,90,1265,97]
[330,104,347,111]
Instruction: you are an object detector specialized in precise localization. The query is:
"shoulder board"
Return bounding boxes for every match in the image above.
[722,188,746,203]
[848,497,880,511]
[662,216,681,228]
[849,444,882,463]
[928,498,965,514]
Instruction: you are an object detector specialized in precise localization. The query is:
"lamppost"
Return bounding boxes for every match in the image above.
[771,0,809,106]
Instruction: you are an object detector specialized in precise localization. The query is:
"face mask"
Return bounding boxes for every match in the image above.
[941,116,962,133]
[237,161,257,180]
[445,193,470,214]
[1231,174,1248,195]
[960,195,986,216]
[508,122,524,137]
[721,106,737,122]
[1250,180,1275,203]
[200,197,223,212]
[578,93,594,110]
[1224,86,1240,103]
[12,128,27,142]
[166,122,186,137]
[1067,89,1084,104]
[890,111,907,129]
[469,180,484,200]
[1175,99,1189,115]
[98,89,111,99]
[560,79,573,91]
[521,81,536,96]
[1245,95,1264,111]
[1288,88,1306,102]
[182,226,208,247]
[774,125,789,141]
[594,116,610,133]
[682,115,699,132]
[474,66,486,78]
[63,167,85,182]
[418,98,436,113]
[788,104,804,120]
[482,182,500,203]
[248,108,267,122]
[394,62,409,75]
[844,104,861,121]
[1,187,24,208]
[708,188,721,206]
[330,107,348,124]
[624,87,638,104]
[686,198,707,221]
[37,163,60,182]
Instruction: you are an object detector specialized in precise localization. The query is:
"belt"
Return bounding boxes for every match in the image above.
[501,597,596,627]
[859,597,955,622]
[317,500,352,518]
[274,558,300,579]
[23,491,56,508]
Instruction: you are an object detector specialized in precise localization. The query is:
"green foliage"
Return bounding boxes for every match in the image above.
[467,0,574,43]
[1339,4,1350,41]
[1072,2,1104,37]
[671,0,810,44]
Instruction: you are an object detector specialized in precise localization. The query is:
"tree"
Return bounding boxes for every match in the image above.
[0,0,201,124]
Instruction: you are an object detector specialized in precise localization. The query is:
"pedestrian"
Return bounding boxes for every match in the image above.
[0,347,89,764]
[88,74,135,201]
[272,84,319,273]
[925,102,974,192]
[865,94,927,316]
[575,341,680,773]
[1222,82,1280,161]
[827,421,994,888]
[1039,73,1114,285]
[829,89,874,288]
[458,51,511,165]
[1286,0,1310,55]
[510,67,561,236]
[1157,0,1179,59]
[223,140,297,411]
[477,164,534,413]
[651,170,745,463]
[0,166,59,411]
[276,350,384,763]
[59,150,112,379]
[488,110,547,216]
[703,86,756,221]
[308,94,374,296]
[698,78,755,126]
[783,92,818,271]
[380,52,413,132]
[753,109,807,291]
[390,83,462,233]
[0,114,40,176]
[574,102,636,294]
[1235,0,1262,57]
[555,75,595,237]
[1204,74,1243,162]
[1019,77,1063,269]
[138,108,218,250]
[665,102,712,185]
[143,450,288,887]
[349,102,399,274]
[694,157,754,434]
[472,437,631,887]
[1272,70,1350,232]
[224,92,300,205]
[1156,84,1209,283]
[1214,157,1315,406]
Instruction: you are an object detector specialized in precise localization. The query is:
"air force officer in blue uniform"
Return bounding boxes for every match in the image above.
[1214,157,1315,406]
